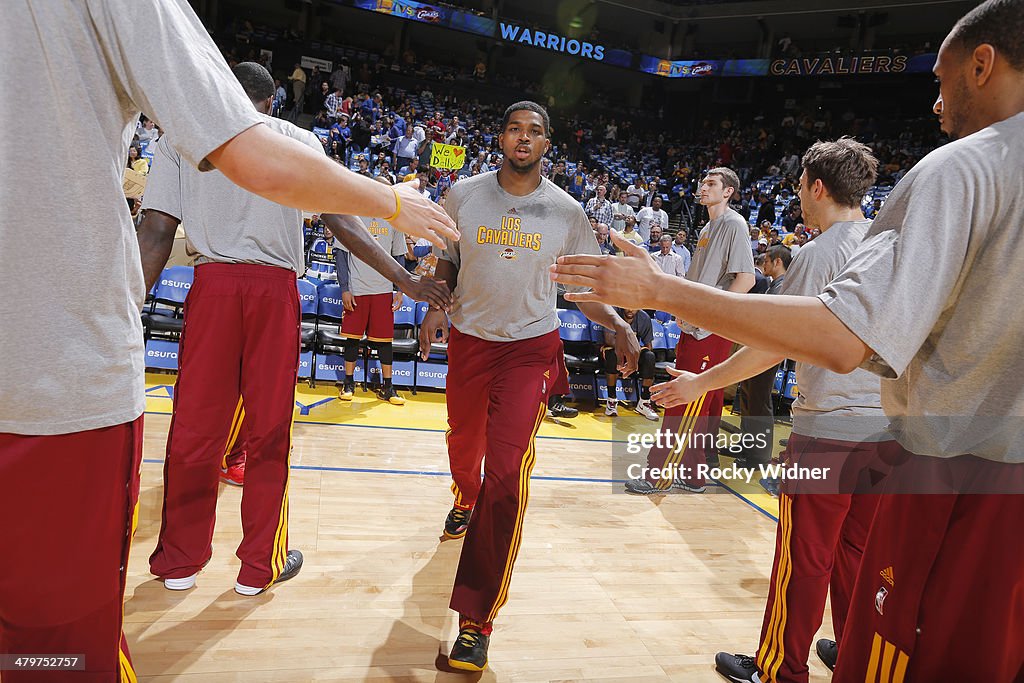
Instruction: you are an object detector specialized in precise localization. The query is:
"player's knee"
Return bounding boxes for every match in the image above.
[342,338,360,363]
[639,348,656,378]
[370,340,394,365]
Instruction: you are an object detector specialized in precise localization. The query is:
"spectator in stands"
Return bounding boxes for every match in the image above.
[781,207,802,230]
[330,113,352,164]
[643,176,661,208]
[550,160,568,191]
[585,185,614,225]
[672,230,692,272]
[377,160,396,185]
[602,308,658,421]
[356,155,372,178]
[304,66,324,113]
[329,59,351,96]
[611,192,635,233]
[866,198,883,219]
[568,164,587,200]
[647,225,663,252]
[625,178,646,210]
[393,127,419,171]
[273,79,287,117]
[617,215,645,253]
[636,195,668,242]
[756,195,776,226]
[751,253,771,294]
[127,146,149,175]
[595,223,616,256]
[137,118,160,145]
[325,84,343,123]
[653,234,686,277]
[399,157,420,182]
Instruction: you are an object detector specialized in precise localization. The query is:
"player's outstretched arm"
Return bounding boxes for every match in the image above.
[323,214,452,312]
[551,230,871,374]
[137,209,181,293]
[206,124,459,249]
[651,346,785,409]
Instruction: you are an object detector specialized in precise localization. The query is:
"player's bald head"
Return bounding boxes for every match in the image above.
[232,62,275,103]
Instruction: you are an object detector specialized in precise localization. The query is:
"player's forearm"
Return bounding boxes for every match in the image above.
[136,209,180,293]
[434,258,458,292]
[695,347,786,395]
[323,214,410,288]
[577,302,629,335]
[207,124,398,217]
[651,277,869,373]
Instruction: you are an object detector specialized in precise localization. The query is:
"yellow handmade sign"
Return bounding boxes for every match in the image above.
[430,142,466,170]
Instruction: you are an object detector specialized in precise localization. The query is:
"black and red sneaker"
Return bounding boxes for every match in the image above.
[443,506,472,540]
[448,619,491,672]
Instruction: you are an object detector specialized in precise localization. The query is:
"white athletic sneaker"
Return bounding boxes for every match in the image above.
[635,399,659,421]
[164,574,197,591]
[605,398,618,417]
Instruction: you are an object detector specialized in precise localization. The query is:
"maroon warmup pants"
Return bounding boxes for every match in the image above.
[755,434,896,683]
[223,401,246,470]
[149,263,299,589]
[550,344,571,396]
[833,450,1024,683]
[445,326,562,623]
[644,332,734,488]
[0,418,143,683]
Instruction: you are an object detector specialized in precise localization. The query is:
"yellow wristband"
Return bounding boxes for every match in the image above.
[384,186,401,222]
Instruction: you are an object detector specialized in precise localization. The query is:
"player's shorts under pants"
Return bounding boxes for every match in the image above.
[755,433,897,683]
[445,326,562,623]
[149,263,299,590]
[0,417,143,682]
[833,447,1024,683]
[340,292,394,343]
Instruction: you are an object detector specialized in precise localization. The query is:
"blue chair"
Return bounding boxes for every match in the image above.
[653,310,672,323]
[145,266,194,339]
[312,283,346,388]
[558,309,599,373]
[392,294,418,359]
[416,300,448,362]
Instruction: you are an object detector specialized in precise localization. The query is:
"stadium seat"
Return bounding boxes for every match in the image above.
[558,309,599,374]
[415,300,448,361]
[145,266,193,339]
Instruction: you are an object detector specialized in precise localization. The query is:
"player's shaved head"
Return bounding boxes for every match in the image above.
[232,62,275,102]
[948,0,1024,70]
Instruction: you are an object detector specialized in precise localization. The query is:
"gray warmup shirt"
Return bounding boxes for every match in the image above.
[336,217,408,296]
[820,113,1024,463]
[143,114,323,274]
[436,172,600,341]
[779,221,889,442]
[0,0,262,434]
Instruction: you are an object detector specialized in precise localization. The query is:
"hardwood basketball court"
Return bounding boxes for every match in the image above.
[124,374,834,682]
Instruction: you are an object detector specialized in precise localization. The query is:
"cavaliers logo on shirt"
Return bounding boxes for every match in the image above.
[500,248,517,260]
[477,215,542,251]
[367,220,389,237]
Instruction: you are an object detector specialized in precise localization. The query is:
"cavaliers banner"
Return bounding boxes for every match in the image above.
[350,0,495,37]
[641,53,936,78]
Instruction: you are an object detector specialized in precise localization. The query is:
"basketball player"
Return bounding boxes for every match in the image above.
[1,2,455,679]
[624,167,755,494]
[333,177,415,405]
[419,101,641,671]
[552,2,1024,677]
[201,219,454,491]
[647,139,895,683]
